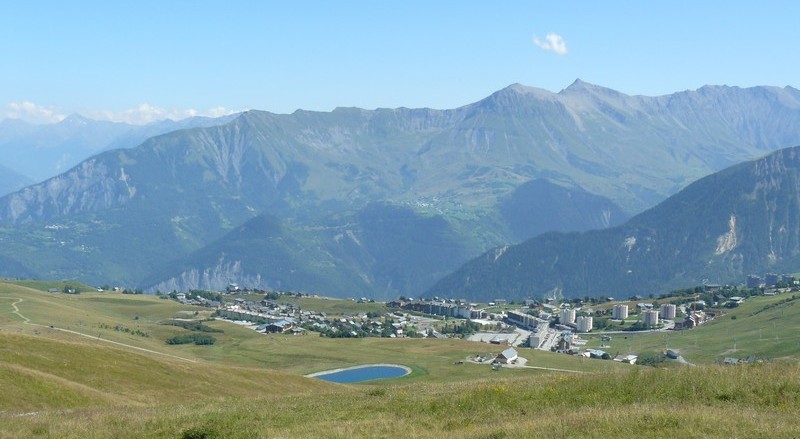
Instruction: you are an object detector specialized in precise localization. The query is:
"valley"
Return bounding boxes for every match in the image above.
[6,3,800,437]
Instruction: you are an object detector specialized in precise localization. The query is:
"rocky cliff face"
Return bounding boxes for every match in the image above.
[0,158,135,223]
[147,259,267,293]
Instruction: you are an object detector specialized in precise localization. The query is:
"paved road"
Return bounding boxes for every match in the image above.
[7,297,197,363]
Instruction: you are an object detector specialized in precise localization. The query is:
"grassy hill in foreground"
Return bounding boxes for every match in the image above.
[3,362,800,438]
[5,281,800,437]
[0,332,332,412]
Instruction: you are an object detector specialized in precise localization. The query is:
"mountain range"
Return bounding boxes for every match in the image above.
[429,146,800,300]
[0,113,239,193]
[1,81,800,299]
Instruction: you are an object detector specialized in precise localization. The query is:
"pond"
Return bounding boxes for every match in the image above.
[307,364,411,383]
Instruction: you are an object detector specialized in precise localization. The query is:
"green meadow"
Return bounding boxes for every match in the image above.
[4,280,800,438]
[583,293,800,364]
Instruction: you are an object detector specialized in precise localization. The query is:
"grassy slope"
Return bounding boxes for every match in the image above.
[4,282,800,437]
[4,363,800,438]
[583,293,800,363]
[0,332,332,412]
[2,279,96,292]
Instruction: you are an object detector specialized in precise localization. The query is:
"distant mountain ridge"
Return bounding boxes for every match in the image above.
[0,113,239,189]
[141,203,473,297]
[1,81,800,296]
[0,163,32,196]
[428,146,800,301]
[500,178,629,242]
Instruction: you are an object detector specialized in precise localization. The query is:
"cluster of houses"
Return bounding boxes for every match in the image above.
[213,297,427,338]
[172,292,222,308]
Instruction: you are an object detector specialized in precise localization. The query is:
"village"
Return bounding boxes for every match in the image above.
[162,270,798,367]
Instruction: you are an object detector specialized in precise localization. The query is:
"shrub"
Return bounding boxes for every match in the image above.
[367,387,387,397]
[161,320,223,333]
[181,426,218,439]
[637,351,667,367]
[166,334,217,345]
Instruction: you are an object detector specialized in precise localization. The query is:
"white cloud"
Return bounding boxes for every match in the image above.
[4,101,66,123]
[3,102,240,125]
[87,104,240,125]
[533,33,568,56]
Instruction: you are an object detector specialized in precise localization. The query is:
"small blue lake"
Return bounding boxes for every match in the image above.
[310,365,410,383]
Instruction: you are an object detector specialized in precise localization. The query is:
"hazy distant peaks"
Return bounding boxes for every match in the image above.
[58,113,92,125]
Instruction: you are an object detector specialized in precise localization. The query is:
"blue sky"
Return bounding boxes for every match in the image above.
[2,1,798,123]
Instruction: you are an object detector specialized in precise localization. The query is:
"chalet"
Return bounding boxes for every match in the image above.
[263,318,295,333]
[587,349,607,359]
[495,347,518,364]
[674,311,707,330]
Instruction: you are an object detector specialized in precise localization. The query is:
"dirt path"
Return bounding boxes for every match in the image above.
[517,365,585,373]
[6,297,197,363]
[10,298,30,323]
